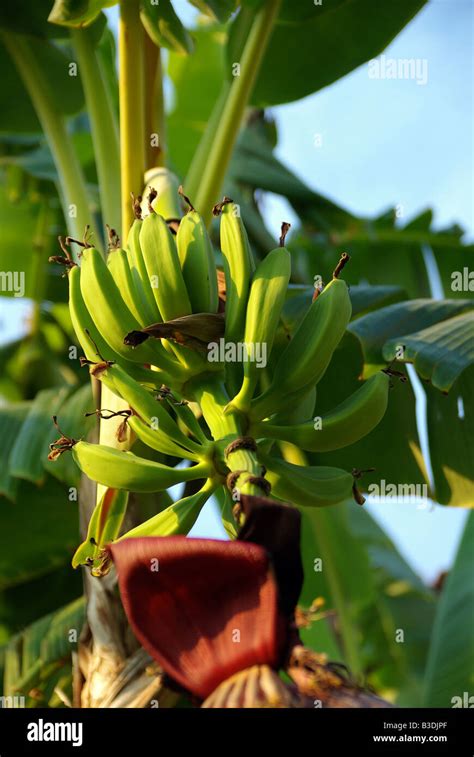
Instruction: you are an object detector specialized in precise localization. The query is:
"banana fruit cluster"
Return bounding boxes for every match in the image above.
[51,173,390,568]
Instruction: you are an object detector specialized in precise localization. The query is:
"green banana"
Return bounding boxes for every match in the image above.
[117,478,217,540]
[215,486,238,539]
[218,200,255,344]
[162,392,209,445]
[128,414,202,461]
[126,218,162,325]
[68,264,164,387]
[139,210,192,321]
[253,372,390,452]
[228,246,291,414]
[176,203,219,314]
[80,246,182,377]
[101,363,203,454]
[272,385,317,426]
[258,450,353,508]
[72,440,212,492]
[72,487,128,569]
[107,246,149,327]
[250,277,352,420]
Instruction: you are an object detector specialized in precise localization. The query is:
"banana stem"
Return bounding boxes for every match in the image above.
[94,0,147,499]
[144,35,165,169]
[193,379,266,500]
[154,46,166,167]
[187,0,281,224]
[119,0,146,238]
[2,33,100,249]
[279,444,363,676]
[30,198,52,334]
[72,27,121,232]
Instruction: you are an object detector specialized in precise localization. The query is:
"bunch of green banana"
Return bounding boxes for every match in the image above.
[52,189,392,567]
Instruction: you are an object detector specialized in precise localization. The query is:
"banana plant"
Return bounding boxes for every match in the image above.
[0,0,472,710]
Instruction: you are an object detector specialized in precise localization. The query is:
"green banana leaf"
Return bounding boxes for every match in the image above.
[0,402,30,501]
[2,596,85,704]
[48,1,114,28]
[425,368,474,507]
[300,500,436,703]
[345,504,436,703]
[0,131,98,187]
[141,0,194,55]
[348,299,474,374]
[8,387,71,484]
[0,564,82,645]
[383,311,474,392]
[228,0,427,106]
[5,383,93,488]
[0,0,69,37]
[0,189,64,302]
[423,512,474,706]
[44,382,95,486]
[299,503,376,676]
[0,476,79,591]
[0,37,85,133]
[189,0,237,23]
[432,241,474,300]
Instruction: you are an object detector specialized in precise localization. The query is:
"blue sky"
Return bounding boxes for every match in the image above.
[263,0,473,241]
